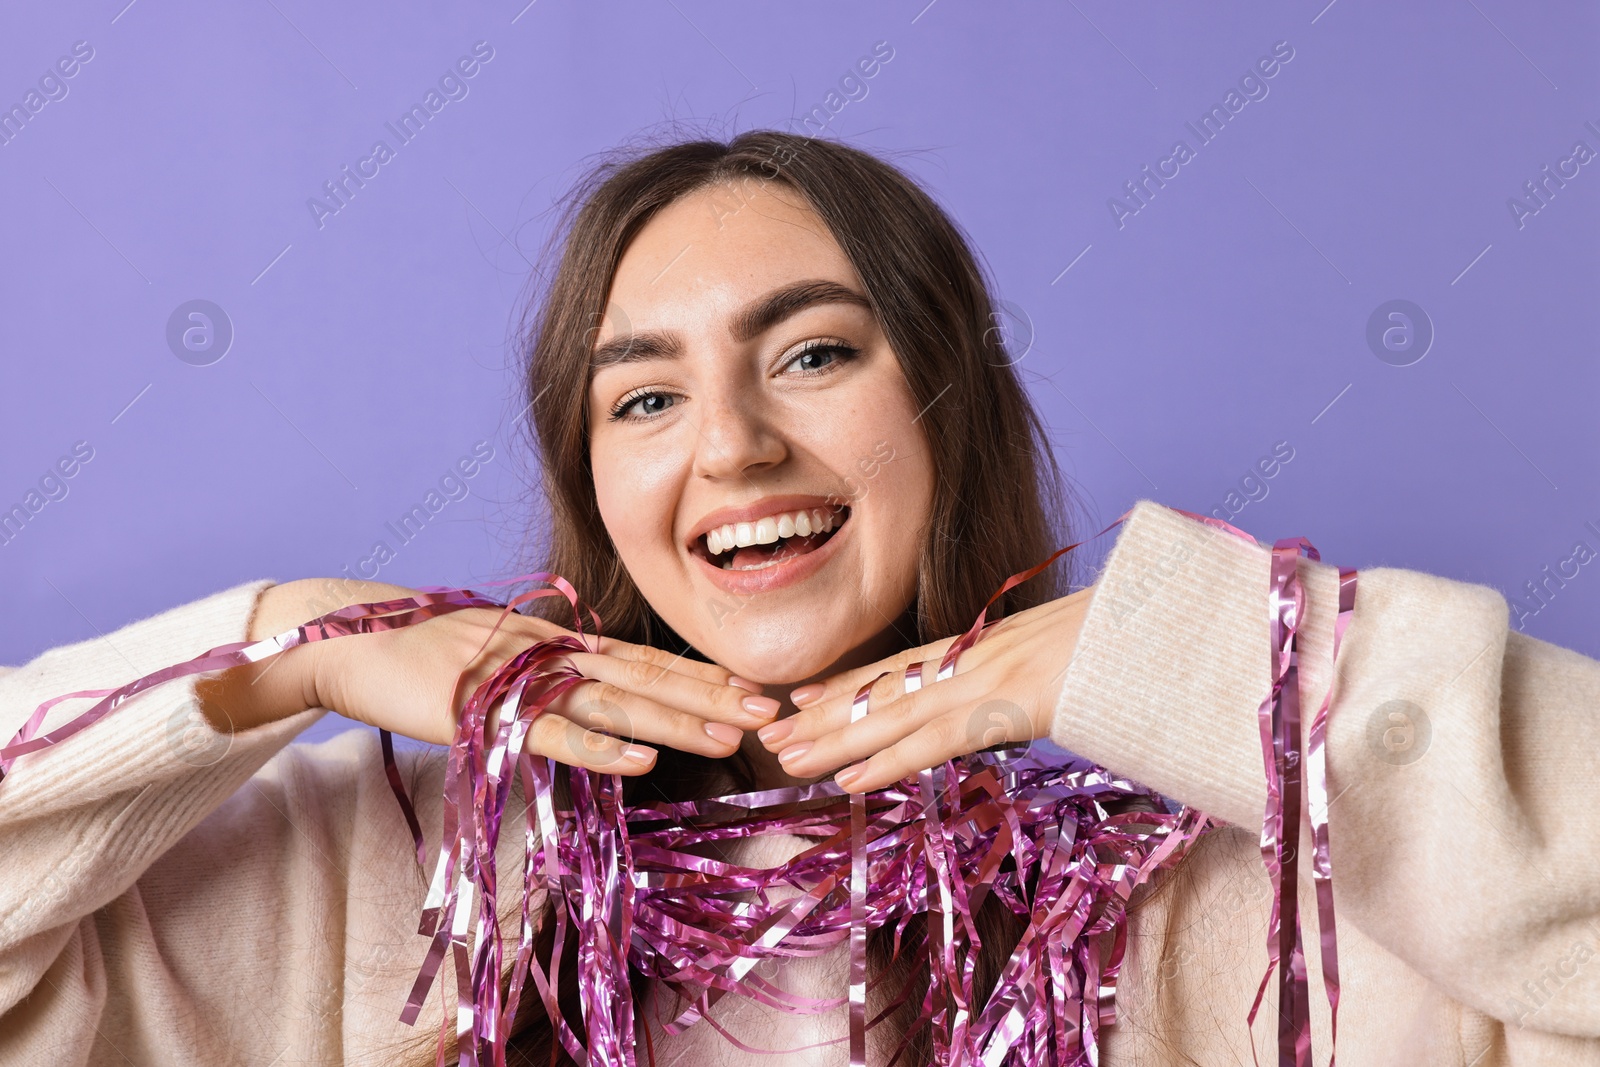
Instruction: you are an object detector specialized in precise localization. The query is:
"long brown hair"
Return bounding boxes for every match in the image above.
[487,126,1082,1064]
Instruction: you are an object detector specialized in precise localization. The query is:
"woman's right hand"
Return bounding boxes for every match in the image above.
[196,577,781,774]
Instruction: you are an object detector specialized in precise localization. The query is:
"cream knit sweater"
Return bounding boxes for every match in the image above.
[1,499,1596,1065]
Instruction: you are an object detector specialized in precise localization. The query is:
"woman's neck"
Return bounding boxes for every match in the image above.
[737,606,919,792]
[741,710,811,791]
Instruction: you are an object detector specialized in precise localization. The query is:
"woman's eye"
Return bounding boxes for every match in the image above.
[783,342,859,375]
[609,391,678,421]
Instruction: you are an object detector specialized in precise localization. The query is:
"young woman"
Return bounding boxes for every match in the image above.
[1,130,1595,1066]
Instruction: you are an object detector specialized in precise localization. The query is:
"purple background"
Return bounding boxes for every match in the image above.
[3,1,1597,747]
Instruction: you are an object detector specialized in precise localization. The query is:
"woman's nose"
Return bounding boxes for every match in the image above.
[690,393,787,481]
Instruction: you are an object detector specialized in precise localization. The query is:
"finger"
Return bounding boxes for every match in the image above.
[518,706,658,775]
[773,671,996,779]
[788,635,960,714]
[547,678,748,759]
[764,648,947,751]
[830,706,1023,794]
[491,610,744,691]
[561,649,779,728]
[465,615,763,717]
[590,635,747,690]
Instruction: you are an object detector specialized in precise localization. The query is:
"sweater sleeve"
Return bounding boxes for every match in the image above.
[0,581,540,1066]
[0,580,323,955]
[1050,499,1600,1039]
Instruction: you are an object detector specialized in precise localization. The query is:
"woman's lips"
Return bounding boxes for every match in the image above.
[692,510,850,595]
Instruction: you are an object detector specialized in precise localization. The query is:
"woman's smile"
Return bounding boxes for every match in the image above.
[689,498,851,594]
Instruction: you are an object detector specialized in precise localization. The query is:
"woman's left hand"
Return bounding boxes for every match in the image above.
[759,585,1096,792]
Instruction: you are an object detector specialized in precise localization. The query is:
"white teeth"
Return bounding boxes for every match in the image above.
[701,506,847,558]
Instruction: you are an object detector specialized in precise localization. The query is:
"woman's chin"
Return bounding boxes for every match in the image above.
[704,643,844,691]
[721,660,830,690]
[691,613,908,690]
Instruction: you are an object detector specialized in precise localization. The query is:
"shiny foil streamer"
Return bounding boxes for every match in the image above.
[0,505,1354,1066]
[1159,509,1356,1067]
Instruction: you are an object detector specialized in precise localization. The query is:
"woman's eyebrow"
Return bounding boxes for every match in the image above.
[731,279,872,343]
[589,279,872,372]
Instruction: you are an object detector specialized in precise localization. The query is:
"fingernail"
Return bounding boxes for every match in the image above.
[777,741,812,764]
[742,695,781,718]
[728,675,763,694]
[757,718,795,745]
[704,721,743,746]
[789,683,824,707]
[835,765,863,790]
[621,745,655,764]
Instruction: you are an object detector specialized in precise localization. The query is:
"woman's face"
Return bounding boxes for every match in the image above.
[586,179,936,685]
